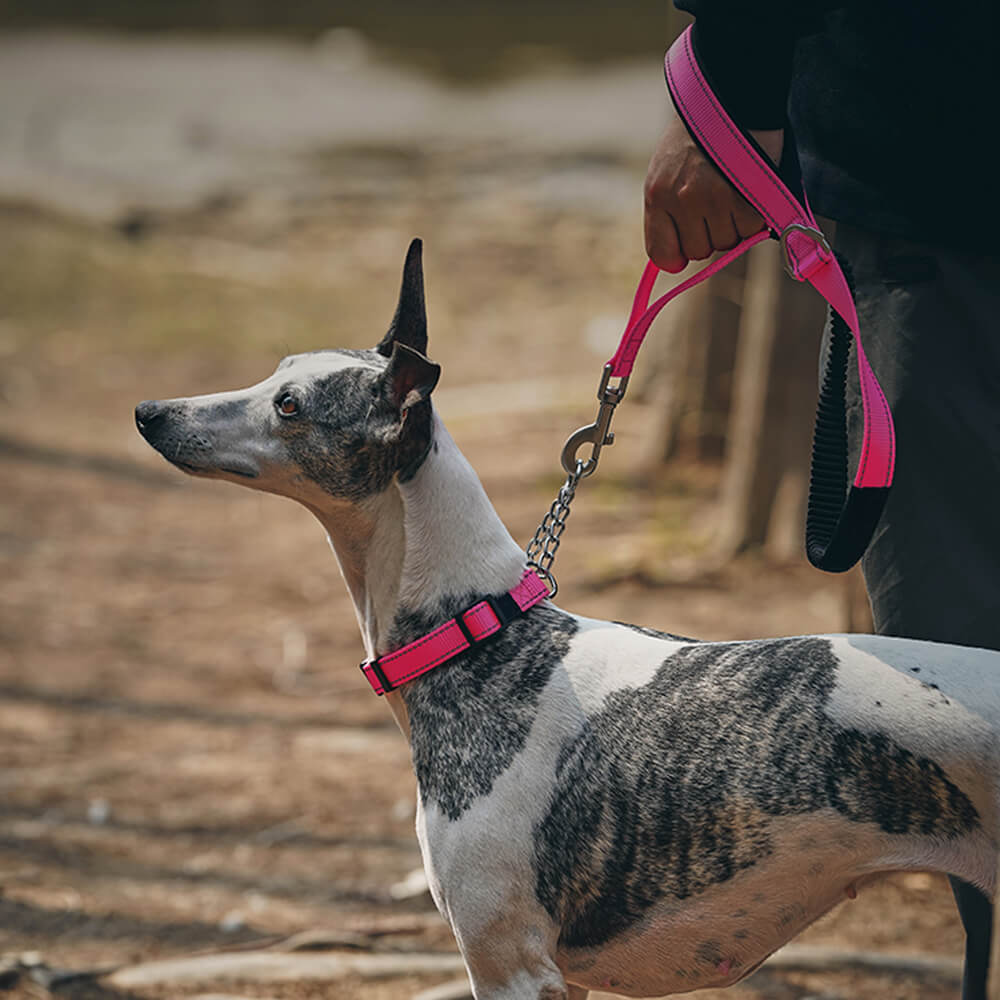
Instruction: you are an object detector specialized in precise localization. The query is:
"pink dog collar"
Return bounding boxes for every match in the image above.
[360,569,549,695]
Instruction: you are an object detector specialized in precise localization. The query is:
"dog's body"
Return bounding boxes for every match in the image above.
[137,241,1000,1000]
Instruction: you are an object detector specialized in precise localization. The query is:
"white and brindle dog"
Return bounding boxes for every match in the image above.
[137,240,1000,1000]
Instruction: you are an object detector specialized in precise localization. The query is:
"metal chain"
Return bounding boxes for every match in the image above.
[525,461,585,599]
[525,366,629,599]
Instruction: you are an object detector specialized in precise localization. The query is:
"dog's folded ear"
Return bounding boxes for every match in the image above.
[376,238,427,358]
[383,341,440,413]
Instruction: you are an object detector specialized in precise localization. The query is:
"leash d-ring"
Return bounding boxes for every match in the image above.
[779,223,831,279]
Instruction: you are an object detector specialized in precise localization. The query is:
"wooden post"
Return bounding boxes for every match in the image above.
[635,256,745,480]
[713,239,826,560]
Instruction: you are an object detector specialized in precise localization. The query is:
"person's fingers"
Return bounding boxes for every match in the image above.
[705,209,740,253]
[673,212,712,262]
[643,105,776,270]
[732,200,766,240]
[645,209,687,273]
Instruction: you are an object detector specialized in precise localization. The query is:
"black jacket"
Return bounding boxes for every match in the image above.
[674,1,996,250]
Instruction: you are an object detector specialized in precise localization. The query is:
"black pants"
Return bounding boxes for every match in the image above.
[835,223,1000,1000]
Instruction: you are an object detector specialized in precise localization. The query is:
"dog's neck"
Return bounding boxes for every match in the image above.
[311,411,527,711]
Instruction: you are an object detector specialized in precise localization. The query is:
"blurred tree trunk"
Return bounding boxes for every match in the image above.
[636,238,829,560]
[714,239,827,562]
[635,227,878,631]
[635,257,744,472]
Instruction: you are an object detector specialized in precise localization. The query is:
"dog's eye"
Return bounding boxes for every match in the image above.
[275,393,299,417]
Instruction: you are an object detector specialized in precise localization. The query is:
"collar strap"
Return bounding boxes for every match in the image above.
[360,570,549,696]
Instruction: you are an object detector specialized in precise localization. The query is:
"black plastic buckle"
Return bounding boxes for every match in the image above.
[452,593,522,652]
[360,658,393,695]
[453,610,477,648]
[485,592,521,628]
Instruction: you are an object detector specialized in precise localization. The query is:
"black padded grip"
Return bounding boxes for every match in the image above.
[805,255,889,573]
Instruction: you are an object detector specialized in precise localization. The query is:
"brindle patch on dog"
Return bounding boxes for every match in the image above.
[534,636,978,948]
[280,353,434,500]
[401,604,578,821]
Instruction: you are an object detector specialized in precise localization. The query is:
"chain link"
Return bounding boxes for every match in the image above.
[525,461,585,599]
[526,367,629,599]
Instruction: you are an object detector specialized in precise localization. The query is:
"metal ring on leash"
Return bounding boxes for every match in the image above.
[525,462,585,599]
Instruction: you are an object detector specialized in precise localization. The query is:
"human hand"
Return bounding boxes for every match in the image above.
[643,100,784,272]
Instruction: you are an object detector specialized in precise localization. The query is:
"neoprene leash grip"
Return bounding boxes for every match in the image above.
[805,255,889,573]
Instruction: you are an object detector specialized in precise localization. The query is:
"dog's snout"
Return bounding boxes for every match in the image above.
[135,399,167,437]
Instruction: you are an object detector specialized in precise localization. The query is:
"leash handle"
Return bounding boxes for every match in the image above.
[605,232,770,379]
[664,24,895,498]
[805,254,890,571]
[599,26,897,573]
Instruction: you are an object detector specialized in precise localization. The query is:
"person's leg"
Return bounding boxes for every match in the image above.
[834,224,1000,1000]
[952,878,995,1000]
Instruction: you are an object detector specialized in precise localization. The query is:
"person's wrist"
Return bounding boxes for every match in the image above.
[749,128,784,167]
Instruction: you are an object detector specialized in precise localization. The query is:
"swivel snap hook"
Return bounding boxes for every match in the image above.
[559,367,629,477]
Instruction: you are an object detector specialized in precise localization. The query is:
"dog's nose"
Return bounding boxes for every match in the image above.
[135,399,166,436]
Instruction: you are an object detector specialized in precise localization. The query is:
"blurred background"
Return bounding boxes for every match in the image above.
[0,4,964,999]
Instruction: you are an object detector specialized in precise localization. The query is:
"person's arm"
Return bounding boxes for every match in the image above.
[644,2,825,272]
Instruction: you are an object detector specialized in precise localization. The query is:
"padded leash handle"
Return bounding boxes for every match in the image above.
[805,255,889,571]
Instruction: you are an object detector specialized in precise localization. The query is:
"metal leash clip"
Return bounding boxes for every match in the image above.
[526,366,629,598]
[560,366,629,478]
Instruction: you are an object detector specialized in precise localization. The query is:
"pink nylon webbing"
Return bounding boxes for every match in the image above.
[606,232,769,379]
[359,569,549,696]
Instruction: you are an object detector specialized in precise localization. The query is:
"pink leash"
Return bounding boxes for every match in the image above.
[662,26,894,495]
[564,26,895,575]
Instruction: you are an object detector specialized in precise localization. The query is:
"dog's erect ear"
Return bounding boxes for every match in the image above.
[383,342,440,413]
[376,238,427,358]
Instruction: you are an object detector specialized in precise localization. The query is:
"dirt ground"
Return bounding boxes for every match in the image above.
[0,174,970,1000]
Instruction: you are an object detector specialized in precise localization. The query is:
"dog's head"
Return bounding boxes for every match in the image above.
[135,239,441,508]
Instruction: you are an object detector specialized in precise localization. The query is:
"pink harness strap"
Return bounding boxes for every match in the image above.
[360,569,549,696]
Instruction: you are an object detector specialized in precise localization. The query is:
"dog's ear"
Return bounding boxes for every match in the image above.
[376,238,427,358]
[382,342,440,413]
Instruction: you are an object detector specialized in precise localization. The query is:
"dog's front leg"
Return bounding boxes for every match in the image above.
[459,934,586,1000]
[463,963,587,1000]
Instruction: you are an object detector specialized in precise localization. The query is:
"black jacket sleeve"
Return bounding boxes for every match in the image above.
[675,1,833,129]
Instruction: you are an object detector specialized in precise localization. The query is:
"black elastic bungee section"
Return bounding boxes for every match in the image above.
[805,253,889,573]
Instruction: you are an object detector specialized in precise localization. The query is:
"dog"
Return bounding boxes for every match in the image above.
[136,239,1000,1000]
